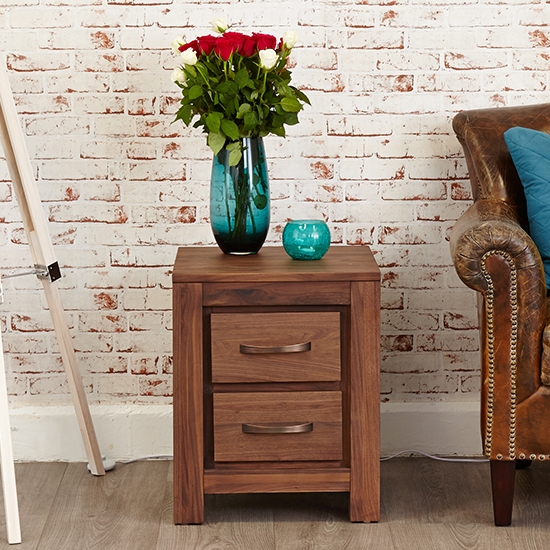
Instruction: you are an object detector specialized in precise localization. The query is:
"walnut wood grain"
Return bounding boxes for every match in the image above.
[213,391,343,462]
[204,469,351,494]
[203,281,351,306]
[173,246,380,283]
[173,283,204,525]
[172,245,380,525]
[211,311,341,383]
[350,280,381,522]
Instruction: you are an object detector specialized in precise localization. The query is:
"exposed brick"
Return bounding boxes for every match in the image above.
[73,333,114,353]
[382,352,441,374]
[48,204,128,224]
[79,354,128,374]
[382,310,440,331]
[442,352,481,372]
[130,355,162,375]
[381,335,414,352]
[461,374,481,393]
[7,53,71,72]
[138,376,172,397]
[40,30,115,50]
[10,353,63,374]
[78,313,126,333]
[443,311,479,330]
[11,314,54,333]
[379,224,443,245]
[444,51,508,70]
[416,332,479,353]
[2,1,544,409]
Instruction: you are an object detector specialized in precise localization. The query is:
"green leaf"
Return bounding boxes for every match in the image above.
[188,85,203,100]
[254,194,268,210]
[228,147,242,166]
[221,119,240,141]
[185,65,197,78]
[205,112,223,133]
[280,97,302,113]
[277,83,292,97]
[243,111,259,131]
[175,104,193,126]
[237,103,252,119]
[235,68,252,89]
[226,142,242,166]
[293,88,311,105]
[284,112,299,125]
[207,132,226,156]
[216,81,238,96]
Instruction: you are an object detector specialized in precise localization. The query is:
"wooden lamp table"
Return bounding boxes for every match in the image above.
[172,246,380,524]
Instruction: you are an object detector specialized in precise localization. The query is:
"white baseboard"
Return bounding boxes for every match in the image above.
[380,401,483,457]
[10,405,173,463]
[7,401,483,463]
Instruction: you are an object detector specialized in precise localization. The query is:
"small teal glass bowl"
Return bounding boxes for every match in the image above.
[282,219,331,260]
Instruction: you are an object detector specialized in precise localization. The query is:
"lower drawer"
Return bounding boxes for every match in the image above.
[213,391,342,462]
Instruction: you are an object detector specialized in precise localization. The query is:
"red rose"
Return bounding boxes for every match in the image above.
[223,31,246,44]
[221,32,253,56]
[239,35,257,57]
[252,32,277,50]
[196,35,217,55]
[179,40,198,53]
[214,36,240,61]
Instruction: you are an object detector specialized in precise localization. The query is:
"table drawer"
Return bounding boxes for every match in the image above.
[213,391,343,462]
[210,311,341,383]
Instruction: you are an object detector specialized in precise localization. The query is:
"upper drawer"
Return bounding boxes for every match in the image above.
[210,311,341,383]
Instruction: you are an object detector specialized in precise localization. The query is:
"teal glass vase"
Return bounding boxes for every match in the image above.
[210,137,270,255]
[282,219,331,260]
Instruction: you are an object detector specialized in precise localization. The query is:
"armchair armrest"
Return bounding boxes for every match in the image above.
[450,199,544,296]
[450,198,546,459]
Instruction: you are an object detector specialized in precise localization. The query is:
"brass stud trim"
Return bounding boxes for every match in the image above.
[481,250,518,460]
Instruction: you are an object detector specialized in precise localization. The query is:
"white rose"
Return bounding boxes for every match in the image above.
[259,49,278,70]
[171,67,186,85]
[283,31,298,49]
[210,17,228,34]
[171,36,185,55]
[180,49,198,66]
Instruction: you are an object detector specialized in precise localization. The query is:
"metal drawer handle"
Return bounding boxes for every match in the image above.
[239,342,312,354]
[242,422,314,434]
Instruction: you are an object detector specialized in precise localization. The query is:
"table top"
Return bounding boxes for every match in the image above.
[173,246,380,284]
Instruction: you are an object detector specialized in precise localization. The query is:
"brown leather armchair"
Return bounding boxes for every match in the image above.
[450,103,550,526]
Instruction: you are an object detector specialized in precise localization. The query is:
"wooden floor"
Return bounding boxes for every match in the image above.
[1,457,549,549]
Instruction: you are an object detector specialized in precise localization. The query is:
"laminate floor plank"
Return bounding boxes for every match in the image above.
[389,523,513,550]
[157,495,277,549]
[503,462,550,548]
[272,492,394,550]
[2,458,550,549]
[156,464,276,550]
[381,457,494,524]
[35,460,169,550]
[0,463,66,550]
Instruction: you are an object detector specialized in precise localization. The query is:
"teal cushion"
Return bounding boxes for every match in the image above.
[504,126,550,290]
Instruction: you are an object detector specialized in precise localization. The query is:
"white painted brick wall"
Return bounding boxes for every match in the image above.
[0,0,547,408]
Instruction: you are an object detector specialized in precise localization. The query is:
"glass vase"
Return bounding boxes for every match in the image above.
[210,137,270,255]
[282,219,331,260]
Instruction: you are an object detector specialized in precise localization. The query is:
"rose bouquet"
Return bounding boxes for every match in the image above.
[171,18,310,166]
